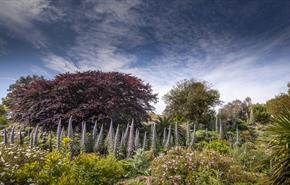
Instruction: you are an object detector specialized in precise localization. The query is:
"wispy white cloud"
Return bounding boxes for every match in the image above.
[0,0,63,48]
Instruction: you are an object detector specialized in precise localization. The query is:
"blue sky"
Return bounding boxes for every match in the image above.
[0,0,290,113]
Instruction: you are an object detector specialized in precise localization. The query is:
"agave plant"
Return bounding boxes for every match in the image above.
[265,109,290,185]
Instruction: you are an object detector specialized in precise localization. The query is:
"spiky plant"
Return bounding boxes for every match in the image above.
[106,119,115,154]
[249,107,255,124]
[113,124,120,155]
[134,129,140,149]
[3,129,8,145]
[175,122,179,147]
[127,119,135,158]
[19,128,23,145]
[33,124,39,146]
[143,131,147,150]
[151,123,157,154]
[186,123,191,146]
[92,120,98,142]
[67,116,73,139]
[190,123,196,147]
[265,109,290,185]
[162,128,167,146]
[165,124,171,149]
[10,127,15,144]
[29,129,34,148]
[120,123,129,148]
[219,118,224,140]
[94,124,104,152]
[56,119,62,150]
[234,127,241,146]
[80,121,87,152]
[215,114,219,132]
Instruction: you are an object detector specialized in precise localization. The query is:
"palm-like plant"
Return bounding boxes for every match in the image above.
[266,109,290,185]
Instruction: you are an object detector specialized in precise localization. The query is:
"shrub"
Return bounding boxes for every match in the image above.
[150,147,258,185]
[202,140,231,154]
[0,144,47,185]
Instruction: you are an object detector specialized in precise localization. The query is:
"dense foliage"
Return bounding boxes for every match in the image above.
[6,71,157,127]
[163,79,220,124]
[150,147,258,185]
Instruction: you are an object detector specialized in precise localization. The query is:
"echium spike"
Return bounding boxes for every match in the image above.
[113,124,120,155]
[127,119,135,158]
[151,123,157,154]
[106,118,115,154]
[94,124,104,152]
[219,118,224,140]
[134,129,140,149]
[56,119,62,151]
[162,128,167,146]
[165,124,171,148]
[29,129,34,148]
[175,122,179,147]
[121,122,129,147]
[215,114,219,132]
[190,123,196,147]
[67,116,73,139]
[186,123,190,146]
[3,129,8,145]
[19,128,23,145]
[10,127,15,144]
[142,131,147,150]
[33,124,39,146]
[92,120,98,142]
[80,121,87,152]
[235,127,241,146]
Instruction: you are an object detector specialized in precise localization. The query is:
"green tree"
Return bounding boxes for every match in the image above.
[163,79,220,124]
[252,103,270,124]
[0,104,8,126]
[266,84,290,116]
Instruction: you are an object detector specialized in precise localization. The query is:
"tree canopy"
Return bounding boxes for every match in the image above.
[266,83,290,116]
[163,79,220,124]
[6,71,157,127]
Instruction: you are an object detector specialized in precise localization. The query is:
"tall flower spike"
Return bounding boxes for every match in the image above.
[165,124,171,148]
[190,123,196,147]
[143,131,147,150]
[56,119,62,151]
[29,129,34,148]
[162,127,167,146]
[106,118,115,154]
[186,123,190,146]
[219,118,224,140]
[19,128,23,145]
[175,122,179,147]
[33,124,39,146]
[127,119,135,158]
[121,122,129,147]
[94,124,104,152]
[134,129,140,149]
[151,123,157,154]
[113,124,120,155]
[4,129,8,145]
[215,114,219,132]
[67,116,73,139]
[10,127,15,144]
[80,121,87,152]
[235,127,241,146]
[92,120,98,142]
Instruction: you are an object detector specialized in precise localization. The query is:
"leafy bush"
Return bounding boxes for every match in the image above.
[125,149,153,177]
[16,151,126,185]
[150,147,258,185]
[0,144,47,184]
[202,140,231,154]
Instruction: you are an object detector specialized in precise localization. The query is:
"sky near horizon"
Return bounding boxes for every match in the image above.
[0,0,290,114]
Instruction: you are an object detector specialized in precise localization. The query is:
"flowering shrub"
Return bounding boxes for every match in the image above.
[150,147,258,185]
[0,144,47,184]
[201,140,231,154]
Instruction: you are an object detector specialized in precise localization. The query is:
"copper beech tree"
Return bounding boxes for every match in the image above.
[6,71,157,128]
